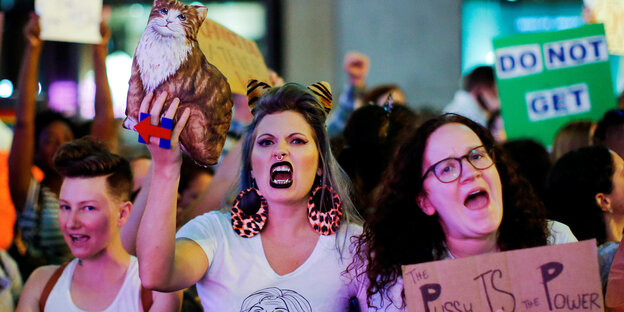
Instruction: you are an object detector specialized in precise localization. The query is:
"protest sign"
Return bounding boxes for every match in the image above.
[585,0,624,55]
[35,0,102,44]
[403,240,602,312]
[197,18,270,95]
[494,24,616,147]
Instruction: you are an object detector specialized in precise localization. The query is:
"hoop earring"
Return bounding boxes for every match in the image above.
[231,187,268,238]
[307,184,343,235]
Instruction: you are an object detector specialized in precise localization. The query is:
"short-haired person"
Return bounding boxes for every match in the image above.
[594,109,624,159]
[132,82,364,310]
[444,66,500,126]
[351,114,576,311]
[546,146,624,291]
[16,138,181,311]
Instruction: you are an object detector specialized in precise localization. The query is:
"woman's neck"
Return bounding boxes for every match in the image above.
[76,239,130,274]
[604,213,624,243]
[262,199,313,237]
[444,232,498,259]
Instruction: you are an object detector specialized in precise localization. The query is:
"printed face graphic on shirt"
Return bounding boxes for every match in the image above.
[240,287,311,312]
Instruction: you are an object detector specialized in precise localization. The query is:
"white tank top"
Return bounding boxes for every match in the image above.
[44,256,143,312]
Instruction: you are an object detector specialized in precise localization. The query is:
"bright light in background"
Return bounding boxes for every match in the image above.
[514,16,583,33]
[107,51,133,118]
[206,2,266,40]
[129,3,144,18]
[78,71,96,119]
[0,79,13,98]
[191,1,204,5]
[49,81,77,114]
[79,51,132,119]
[485,51,495,65]
[38,82,42,95]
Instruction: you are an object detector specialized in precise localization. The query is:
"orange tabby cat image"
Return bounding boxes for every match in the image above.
[123,0,233,166]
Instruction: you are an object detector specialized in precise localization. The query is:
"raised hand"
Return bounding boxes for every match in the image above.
[344,51,369,88]
[23,12,42,49]
[138,91,191,169]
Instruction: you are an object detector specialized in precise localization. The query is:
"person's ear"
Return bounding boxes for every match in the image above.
[596,193,613,213]
[118,201,132,227]
[417,192,436,216]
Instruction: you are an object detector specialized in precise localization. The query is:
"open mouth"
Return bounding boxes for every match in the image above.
[69,234,90,244]
[464,189,490,210]
[270,161,293,188]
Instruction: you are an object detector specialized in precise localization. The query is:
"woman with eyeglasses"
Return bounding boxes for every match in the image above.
[350,113,577,311]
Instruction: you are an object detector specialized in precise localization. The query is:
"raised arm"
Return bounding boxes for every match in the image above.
[135,92,208,292]
[187,138,242,219]
[149,289,183,312]
[9,13,42,212]
[326,51,368,138]
[121,161,152,255]
[90,21,116,150]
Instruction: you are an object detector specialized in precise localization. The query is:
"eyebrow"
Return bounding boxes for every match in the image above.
[257,132,308,139]
[430,145,484,164]
[58,200,99,205]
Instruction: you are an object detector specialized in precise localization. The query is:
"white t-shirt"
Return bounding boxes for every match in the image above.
[176,211,365,311]
[367,220,578,312]
[44,256,143,312]
[443,90,488,126]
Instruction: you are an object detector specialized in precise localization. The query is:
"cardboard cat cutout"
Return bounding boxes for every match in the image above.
[123,0,233,166]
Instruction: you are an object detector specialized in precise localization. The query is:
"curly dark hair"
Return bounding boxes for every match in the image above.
[546,146,614,245]
[350,113,548,310]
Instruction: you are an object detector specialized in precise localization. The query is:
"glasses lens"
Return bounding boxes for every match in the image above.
[468,147,493,169]
[434,159,461,182]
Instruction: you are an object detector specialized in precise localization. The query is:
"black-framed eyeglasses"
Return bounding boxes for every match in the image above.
[422,145,494,183]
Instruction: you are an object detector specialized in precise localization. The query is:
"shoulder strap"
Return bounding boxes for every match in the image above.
[39,262,69,312]
[140,285,153,312]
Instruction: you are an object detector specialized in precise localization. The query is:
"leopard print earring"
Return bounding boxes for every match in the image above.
[231,180,268,238]
[307,177,343,236]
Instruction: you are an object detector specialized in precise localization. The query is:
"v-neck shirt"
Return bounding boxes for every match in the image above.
[176,210,365,311]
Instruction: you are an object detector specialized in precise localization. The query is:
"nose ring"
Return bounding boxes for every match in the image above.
[275,153,285,161]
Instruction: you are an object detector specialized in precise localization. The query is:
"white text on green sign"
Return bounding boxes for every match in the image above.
[526,83,590,121]
[496,36,608,79]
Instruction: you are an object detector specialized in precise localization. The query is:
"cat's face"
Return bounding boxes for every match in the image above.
[148,0,207,38]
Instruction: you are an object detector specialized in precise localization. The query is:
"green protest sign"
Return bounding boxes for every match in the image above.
[494,24,616,147]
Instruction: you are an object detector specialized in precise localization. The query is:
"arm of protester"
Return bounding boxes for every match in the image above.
[9,13,42,212]
[187,139,242,220]
[268,69,285,87]
[121,163,153,255]
[344,51,369,89]
[149,289,183,312]
[15,265,58,312]
[326,51,368,138]
[90,20,116,151]
[135,92,209,292]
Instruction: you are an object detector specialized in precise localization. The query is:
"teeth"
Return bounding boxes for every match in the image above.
[272,179,292,184]
[272,165,291,173]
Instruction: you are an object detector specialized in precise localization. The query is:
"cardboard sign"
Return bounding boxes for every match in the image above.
[494,25,616,148]
[586,0,624,55]
[197,18,270,95]
[35,0,102,44]
[402,240,603,312]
